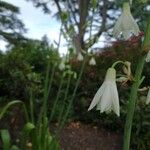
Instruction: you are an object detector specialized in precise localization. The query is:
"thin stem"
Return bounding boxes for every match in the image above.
[142,16,150,52]
[44,64,56,114]
[59,56,87,131]
[37,59,51,146]
[29,90,34,123]
[49,75,64,122]
[22,103,29,122]
[58,74,72,125]
[111,60,125,68]
[38,59,51,125]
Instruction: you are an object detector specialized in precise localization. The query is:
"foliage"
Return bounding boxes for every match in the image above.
[0,0,150,149]
[0,36,150,149]
[0,0,26,45]
[0,129,20,150]
[0,39,61,149]
[0,38,60,102]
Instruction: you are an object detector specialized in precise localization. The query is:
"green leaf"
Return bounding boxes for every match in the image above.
[10,145,20,150]
[0,100,22,119]
[23,122,35,134]
[0,129,11,150]
[49,138,60,150]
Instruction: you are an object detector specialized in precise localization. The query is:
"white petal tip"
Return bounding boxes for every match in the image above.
[116,113,120,117]
[88,107,92,111]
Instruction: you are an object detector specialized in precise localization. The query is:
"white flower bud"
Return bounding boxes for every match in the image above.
[77,52,84,61]
[89,57,96,66]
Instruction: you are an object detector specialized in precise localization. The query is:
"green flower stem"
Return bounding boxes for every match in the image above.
[49,75,64,122]
[142,16,150,52]
[123,15,150,150]
[123,56,145,150]
[29,90,34,123]
[58,74,72,126]
[44,63,56,115]
[38,59,51,126]
[37,59,51,147]
[59,56,87,131]
[111,60,125,68]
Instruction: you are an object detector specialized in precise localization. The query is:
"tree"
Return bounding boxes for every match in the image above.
[26,0,114,52]
[0,0,26,45]
[26,0,150,52]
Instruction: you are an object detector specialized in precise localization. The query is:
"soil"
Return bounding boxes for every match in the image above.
[58,122,122,150]
[0,107,122,150]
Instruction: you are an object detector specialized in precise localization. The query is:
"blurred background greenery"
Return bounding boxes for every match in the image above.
[0,0,150,149]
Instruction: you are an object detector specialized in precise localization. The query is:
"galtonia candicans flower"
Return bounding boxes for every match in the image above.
[113,2,140,40]
[88,68,120,116]
[77,52,84,61]
[89,57,96,66]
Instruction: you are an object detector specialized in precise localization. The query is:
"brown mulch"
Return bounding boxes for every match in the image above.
[58,122,122,150]
[0,106,122,150]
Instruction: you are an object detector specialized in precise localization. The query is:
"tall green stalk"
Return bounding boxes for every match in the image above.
[49,75,64,122]
[58,74,71,125]
[59,56,87,130]
[123,15,150,150]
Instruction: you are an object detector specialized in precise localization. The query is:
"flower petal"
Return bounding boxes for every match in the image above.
[99,83,112,113]
[145,51,150,62]
[113,15,123,38]
[113,2,140,40]
[111,83,120,116]
[88,83,105,111]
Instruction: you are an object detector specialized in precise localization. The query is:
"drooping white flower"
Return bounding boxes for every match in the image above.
[113,2,140,40]
[77,52,84,61]
[89,57,96,66]
[59,61,65,71]
[145,51,150,62]
[146,87,150,105]
[88,68,120,116]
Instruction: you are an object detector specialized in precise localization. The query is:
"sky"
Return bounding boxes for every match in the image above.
[2,0,67,53]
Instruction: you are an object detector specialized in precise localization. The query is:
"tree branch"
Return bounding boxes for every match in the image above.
[85,0,107,49]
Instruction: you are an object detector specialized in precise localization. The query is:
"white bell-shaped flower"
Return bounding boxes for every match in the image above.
[113,2,140,40]
[88,68,120,116]
[89,57,96,66]
[77,52,84,61]
[59,61,65,71]
[146,87,150,105]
